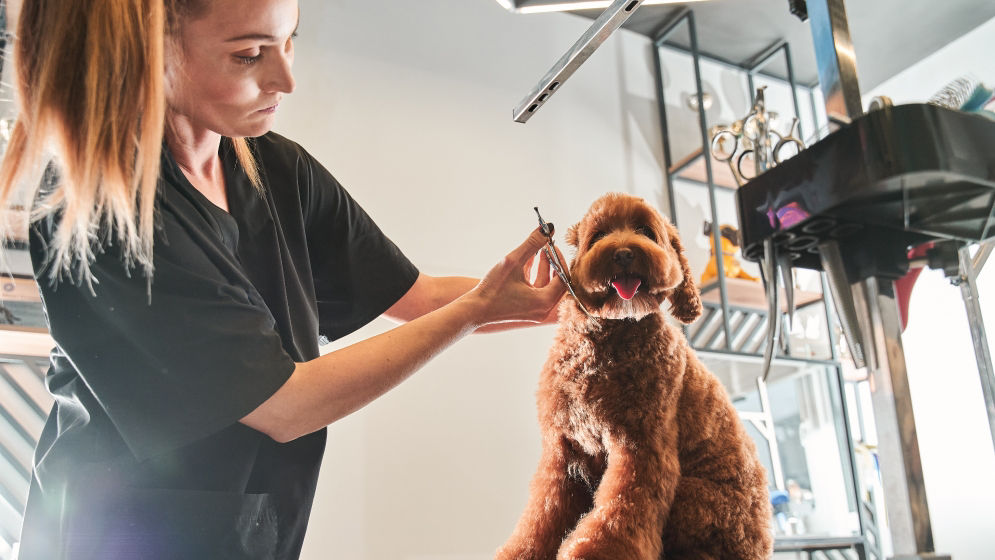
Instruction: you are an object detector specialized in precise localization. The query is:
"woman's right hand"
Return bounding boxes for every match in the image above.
[463,227,568,327]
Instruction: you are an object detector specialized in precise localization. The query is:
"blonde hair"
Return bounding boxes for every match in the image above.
[0,0,261,284]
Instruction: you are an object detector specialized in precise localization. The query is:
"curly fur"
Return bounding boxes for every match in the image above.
[496,193,773,560]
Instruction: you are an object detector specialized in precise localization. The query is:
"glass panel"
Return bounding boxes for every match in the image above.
[733,365,861,539]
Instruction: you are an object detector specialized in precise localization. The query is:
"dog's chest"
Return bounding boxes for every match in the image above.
[543,323,681,455]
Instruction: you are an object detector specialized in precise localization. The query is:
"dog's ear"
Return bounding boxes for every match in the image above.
[664,220,702,324]
[566,223,580,247]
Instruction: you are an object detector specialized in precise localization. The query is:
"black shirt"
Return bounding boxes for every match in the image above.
[18,133,420,559]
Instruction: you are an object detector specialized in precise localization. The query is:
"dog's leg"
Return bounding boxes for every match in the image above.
[495,435,595,560]
[663,475,773,560]
[557,437,679,560]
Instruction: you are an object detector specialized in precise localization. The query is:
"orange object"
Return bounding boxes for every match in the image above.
[700,223,758,285]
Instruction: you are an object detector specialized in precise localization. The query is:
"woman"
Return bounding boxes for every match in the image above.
[1,1,566,558]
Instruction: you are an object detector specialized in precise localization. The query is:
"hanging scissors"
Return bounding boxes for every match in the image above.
[709,87,805,185]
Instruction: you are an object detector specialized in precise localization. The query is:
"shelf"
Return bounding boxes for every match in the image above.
[0,325,53,358]
[0,275,48,333]
[774,535,865,552]
[699,277,822,312]
[669,147,740,190]
[704,353,827,400]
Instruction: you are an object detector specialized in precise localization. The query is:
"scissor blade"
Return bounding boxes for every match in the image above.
[543,244,595,320]
[761,239,780,381]
[777,252,795,331]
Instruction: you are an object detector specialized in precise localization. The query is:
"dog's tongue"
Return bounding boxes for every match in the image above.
[611,277,642,300]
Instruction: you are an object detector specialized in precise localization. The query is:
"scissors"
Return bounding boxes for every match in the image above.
[709,87,805,185]
[534,207,596,320]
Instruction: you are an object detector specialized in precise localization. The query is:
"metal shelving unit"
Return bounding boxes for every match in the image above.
[650,9,879,559]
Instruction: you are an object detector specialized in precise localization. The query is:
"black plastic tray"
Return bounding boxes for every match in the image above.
[736,103,995,271]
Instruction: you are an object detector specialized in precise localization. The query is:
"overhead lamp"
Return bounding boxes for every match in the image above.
[497,0,708,15]
[512,0,714,122]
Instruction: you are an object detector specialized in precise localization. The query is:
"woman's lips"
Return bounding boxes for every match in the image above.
[258,103,279,114]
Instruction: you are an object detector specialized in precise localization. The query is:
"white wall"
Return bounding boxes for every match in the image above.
[275,2,665,558]
[862,15,995,559]
[277,1,995,557]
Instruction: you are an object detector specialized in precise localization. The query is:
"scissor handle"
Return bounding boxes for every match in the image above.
[709,128,739,162]
[773,117,805,164]
[773,137,805,164]
[534,207,555,238]
[736,150,756,181]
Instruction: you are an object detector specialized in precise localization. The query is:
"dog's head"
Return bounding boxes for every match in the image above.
[565,193,702,323]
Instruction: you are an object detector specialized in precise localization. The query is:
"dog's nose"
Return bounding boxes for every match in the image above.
[614,248,634,267]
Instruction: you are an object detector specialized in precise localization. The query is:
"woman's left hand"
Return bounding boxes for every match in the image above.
[465,227,568,328]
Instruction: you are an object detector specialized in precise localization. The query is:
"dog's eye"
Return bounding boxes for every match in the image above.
[635,226,657,242]
[589,231,607,245]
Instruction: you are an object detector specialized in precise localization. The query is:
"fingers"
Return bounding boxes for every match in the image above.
[523,253,536,282]
[535,247,552,288]
[509,227,552,268]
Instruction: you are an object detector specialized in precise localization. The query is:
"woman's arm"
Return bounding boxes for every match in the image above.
[240,228,565,442]
[383,244,564,332]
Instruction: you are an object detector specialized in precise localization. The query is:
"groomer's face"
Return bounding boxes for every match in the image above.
[166,0,299,138]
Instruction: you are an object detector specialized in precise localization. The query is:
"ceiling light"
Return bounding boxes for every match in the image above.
[499,0,709,14]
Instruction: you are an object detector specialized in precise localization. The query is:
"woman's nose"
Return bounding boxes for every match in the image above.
[265,51,296,94]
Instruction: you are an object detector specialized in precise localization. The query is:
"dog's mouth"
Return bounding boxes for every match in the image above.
[610,274,643,301]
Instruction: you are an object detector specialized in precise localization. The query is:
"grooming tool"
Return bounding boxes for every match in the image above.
[709,88,805,184]
[777,251,796,331]
[760,238,782,381]
[929,76,995,111]
[534,207,596,320]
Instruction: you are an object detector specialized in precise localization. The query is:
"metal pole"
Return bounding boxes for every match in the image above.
[652,10,691,340]
[958,244,995,453]
[744,39,788,74]
[827,362,869,555]
[783,43,807,142]
[857,277,947,559]
[755,376,785,491]
[652,39,677,226]
[687,10,732,348]
[807,0,863,125]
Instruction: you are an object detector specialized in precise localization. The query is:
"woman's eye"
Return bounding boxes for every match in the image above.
[636,226,656,241]
[235,51,262,65]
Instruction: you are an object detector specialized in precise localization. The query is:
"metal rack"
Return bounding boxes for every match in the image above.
[650,8,879,559]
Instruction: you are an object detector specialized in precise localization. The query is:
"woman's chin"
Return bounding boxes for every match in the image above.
[230,121,274,139]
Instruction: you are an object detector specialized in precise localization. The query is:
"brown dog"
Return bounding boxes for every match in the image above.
[496,193,773,560]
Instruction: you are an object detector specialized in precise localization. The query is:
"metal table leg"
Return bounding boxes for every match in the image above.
[855,277,950,560]
[957,243,995,453]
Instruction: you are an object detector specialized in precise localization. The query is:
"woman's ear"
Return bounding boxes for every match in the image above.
[664,220,702,324]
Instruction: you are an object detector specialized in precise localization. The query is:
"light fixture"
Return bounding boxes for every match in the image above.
[509,0,714,123]
[498,0,708,15]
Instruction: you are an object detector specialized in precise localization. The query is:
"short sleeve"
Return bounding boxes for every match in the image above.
[296,149,419,342]
[31,208,297,461]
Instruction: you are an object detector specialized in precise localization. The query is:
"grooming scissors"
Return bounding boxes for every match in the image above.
[534,207,596,320]
[709,87,805,185]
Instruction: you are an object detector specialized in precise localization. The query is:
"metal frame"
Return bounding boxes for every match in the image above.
[653,11,824,356]
[651,9,877,559]
[958,241,995,452]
